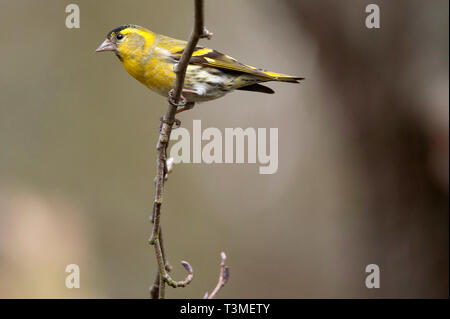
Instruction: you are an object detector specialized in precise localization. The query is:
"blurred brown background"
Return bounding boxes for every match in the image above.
[0,0,448,298]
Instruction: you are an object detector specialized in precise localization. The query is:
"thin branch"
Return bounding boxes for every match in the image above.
[159,274,166,299]
[171,0,213,107]
[149,227,171,298]
[148,0,211,298]
[204,252,230,299]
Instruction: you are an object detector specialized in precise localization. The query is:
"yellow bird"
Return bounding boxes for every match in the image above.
[96,24,304,113]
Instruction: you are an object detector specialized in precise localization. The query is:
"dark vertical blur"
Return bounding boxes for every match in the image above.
[283,0,448,297]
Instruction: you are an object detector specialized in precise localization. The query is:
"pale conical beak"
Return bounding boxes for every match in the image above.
[95,39,117,52]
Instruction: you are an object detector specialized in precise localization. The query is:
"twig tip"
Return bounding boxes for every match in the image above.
[181,260,194,274]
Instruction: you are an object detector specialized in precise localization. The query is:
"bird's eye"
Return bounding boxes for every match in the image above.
[116,33,124,40]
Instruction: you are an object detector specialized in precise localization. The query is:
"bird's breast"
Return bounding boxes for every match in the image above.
[142,57,176,94]
[120,53,146,84]
[120,48,176,96]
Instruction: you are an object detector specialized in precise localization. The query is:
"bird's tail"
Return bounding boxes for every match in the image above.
[263,71,305,83]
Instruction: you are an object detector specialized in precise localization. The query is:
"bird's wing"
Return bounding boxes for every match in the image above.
[167,43,274,80]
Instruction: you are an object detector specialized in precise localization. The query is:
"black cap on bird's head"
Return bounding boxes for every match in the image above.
[95,24,142,53]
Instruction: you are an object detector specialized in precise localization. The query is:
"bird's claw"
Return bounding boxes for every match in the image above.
[157,89,186,133]
[168,89,187,109]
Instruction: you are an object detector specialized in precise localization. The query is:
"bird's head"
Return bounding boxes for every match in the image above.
[96,24,155,61]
